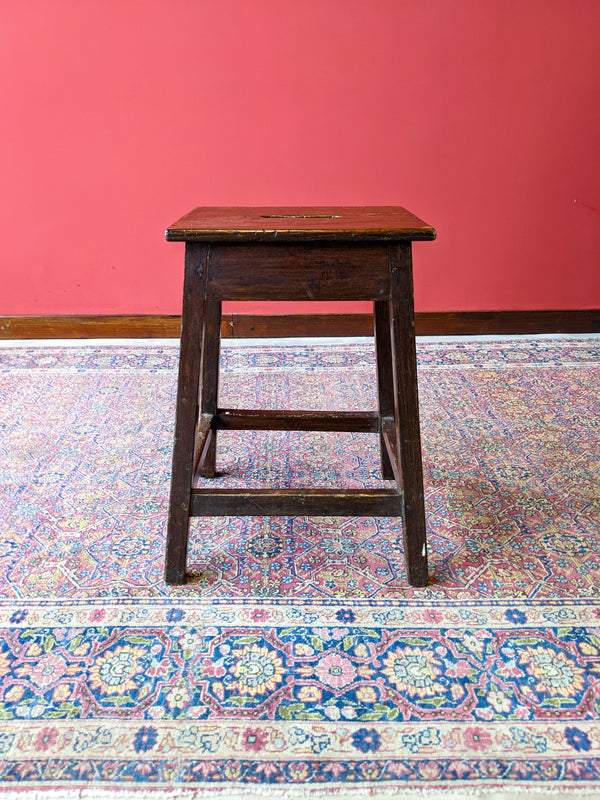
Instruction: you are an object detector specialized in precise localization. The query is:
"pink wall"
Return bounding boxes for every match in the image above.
[1,0,599,316]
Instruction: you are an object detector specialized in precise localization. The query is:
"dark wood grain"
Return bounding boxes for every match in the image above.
[166,206,436,242]
[165,206,436,588]
[198,301,221,478]
[192,413,215,485]
[228,313,374,338]
[0,315,184,339]
[190,488,403,517]
[2,310,598,339]
[413,310,600,336]
[164,242,209,585]
[382,416,402,485]
[207,243,389,301]
[215,409,380,432]
[389,243,429,587]
[374,301,395,479]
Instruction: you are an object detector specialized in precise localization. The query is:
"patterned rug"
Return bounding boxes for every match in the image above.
[0,335,599,799]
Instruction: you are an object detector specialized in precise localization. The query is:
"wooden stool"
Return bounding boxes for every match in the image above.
[164,207,436,587]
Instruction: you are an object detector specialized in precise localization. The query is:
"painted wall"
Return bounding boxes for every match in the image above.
[1,0,599,316]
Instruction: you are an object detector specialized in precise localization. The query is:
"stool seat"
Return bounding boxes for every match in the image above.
[165,206,436,588]
[165,206,436,242]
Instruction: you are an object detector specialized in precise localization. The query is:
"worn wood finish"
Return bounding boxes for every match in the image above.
[374,301,395,480]
[166,206,435,588]
[388,243,428,587]
[416,310,600,336]
[207,243,389,301]
[192,414,215,486]
[228,309,600,337]
[166,206,436,242]
[198,301,221,478]
[215,409,380,433]
[227,313,374,338]
[190,488,404,518]
[2,310,599,339]
[382,417,402,486]
[164,243,209,585]
[0,315,183,339]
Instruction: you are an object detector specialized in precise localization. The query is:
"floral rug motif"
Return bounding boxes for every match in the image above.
[0,336,599,798]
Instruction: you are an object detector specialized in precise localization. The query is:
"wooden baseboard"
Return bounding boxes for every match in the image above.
[0,315,183,339]
[414,310,600,336]
[0,310,599,340]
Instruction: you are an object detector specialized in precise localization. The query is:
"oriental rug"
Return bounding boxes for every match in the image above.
[0,335,599,799]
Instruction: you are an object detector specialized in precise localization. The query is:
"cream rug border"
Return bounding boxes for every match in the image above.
[1,786,600,800]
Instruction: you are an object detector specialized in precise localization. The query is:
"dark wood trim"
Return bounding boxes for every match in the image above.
[1,310,599,340]
[414,310,600,336]
[229,313,375,338]
[0,315,183,339]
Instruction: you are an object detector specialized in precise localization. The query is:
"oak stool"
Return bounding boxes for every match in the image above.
[164,207,436,587]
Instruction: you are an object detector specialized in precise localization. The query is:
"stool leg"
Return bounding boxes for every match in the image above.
[165,243,210,585]
[389,243,429,587]
[374,300,395,480]
[197,301,221,478]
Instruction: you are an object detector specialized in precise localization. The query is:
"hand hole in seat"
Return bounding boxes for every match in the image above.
[261,214,341,219]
